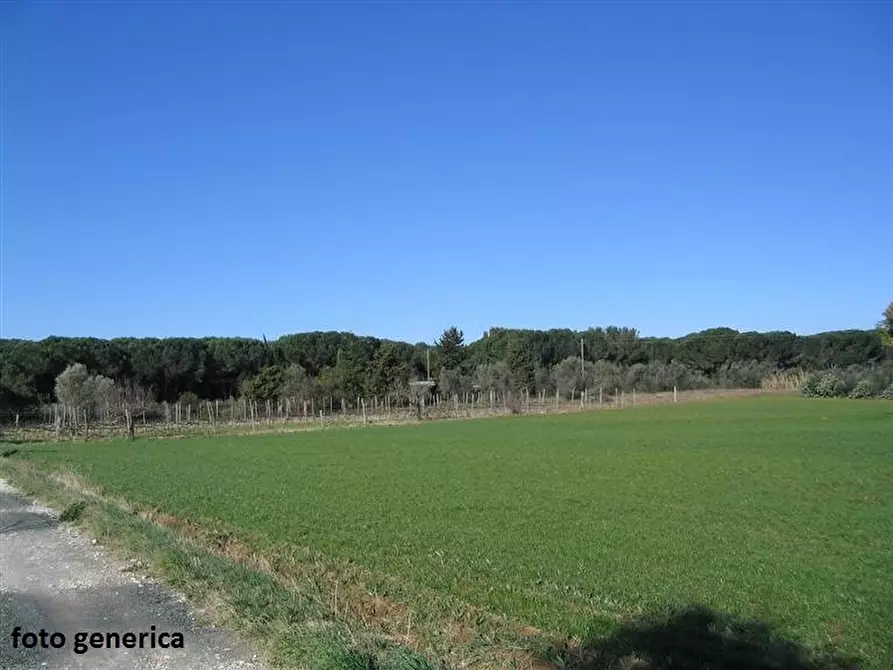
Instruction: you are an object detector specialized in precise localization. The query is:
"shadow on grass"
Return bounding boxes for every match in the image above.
[0,437,37,446]
[0,443,63,453]
[538,606,861,670]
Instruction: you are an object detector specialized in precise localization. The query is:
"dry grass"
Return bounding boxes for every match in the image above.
[761,370,808,391]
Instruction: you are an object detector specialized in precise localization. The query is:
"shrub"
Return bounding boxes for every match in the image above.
[848,379,874,399]
[837,365,865,396]
[880,382,893,400]
[800,373,823,397]
[802,364,893,399]
[59,500,87,523]
[814,372,846,398]
[868,363,893,395]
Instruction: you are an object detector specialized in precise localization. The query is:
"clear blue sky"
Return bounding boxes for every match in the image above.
[2,1,891,344]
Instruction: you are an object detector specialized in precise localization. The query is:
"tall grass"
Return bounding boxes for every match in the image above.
[761,369,808,391]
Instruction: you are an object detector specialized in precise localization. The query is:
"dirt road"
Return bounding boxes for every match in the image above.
[0,480,266,669]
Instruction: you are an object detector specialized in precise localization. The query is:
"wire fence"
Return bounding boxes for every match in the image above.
[0,387,782,443]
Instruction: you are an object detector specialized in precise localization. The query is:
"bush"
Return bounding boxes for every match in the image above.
[801,370,851,398]
[802,364,893,399]
[59,500,87,523]
[836,365,865,396]
[848,379,874,399]
[814,372,846,398]
[868,363,893,395]
[800,373,822,397]
[880,382,893,400]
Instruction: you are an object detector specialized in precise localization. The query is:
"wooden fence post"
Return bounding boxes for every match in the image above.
[125,408,135,439]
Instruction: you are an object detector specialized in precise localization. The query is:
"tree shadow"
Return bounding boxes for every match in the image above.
[537,606,862,670]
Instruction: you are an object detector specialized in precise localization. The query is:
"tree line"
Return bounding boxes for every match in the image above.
[2,321,890,412]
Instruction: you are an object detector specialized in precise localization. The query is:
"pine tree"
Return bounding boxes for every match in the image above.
[436,327,466,373]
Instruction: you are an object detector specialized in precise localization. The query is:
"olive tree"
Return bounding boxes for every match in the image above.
[280,363,314,400]
[438,367,469,399]
[54,364,116,423]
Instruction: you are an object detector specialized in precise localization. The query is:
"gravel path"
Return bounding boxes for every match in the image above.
[0,480,267,669]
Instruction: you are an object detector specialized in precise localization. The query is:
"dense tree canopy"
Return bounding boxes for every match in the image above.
[880,302,893,348]
[0,324,889,411]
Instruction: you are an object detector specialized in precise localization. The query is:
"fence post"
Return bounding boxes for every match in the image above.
[125,408,134,439]
[207,401,216,433]
[674,385,678,403]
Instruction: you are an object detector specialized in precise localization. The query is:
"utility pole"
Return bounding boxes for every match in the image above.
[426,349,430,380]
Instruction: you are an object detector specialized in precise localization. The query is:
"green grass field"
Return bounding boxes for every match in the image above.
[8,396,893,667]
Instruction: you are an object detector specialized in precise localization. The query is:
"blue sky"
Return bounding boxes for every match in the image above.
[2,1,891,344]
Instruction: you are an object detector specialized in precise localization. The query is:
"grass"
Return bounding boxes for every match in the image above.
[2,396,891,668]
